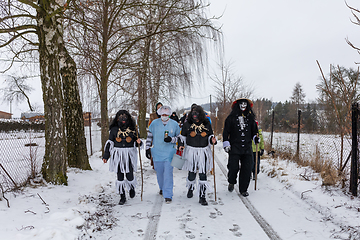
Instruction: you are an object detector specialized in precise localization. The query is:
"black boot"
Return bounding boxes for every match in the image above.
[199,197,208,206]
[228,183,234,192]
[187,189,193,198]
[199,184,208,206]
[119,193,126,205]
[129,187,135,198]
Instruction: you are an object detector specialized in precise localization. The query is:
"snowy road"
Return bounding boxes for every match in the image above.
[1,143,358,240]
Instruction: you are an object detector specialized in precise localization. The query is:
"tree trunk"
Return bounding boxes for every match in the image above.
[59,46,91,170]
[100,78,109,155]
[138,37,151,138]
[100,4,110,153]
[37,2,67,185]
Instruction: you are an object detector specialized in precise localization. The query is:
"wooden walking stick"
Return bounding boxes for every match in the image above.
[254,134,259,191]
[136,123,144,201]
[212,107,218,201]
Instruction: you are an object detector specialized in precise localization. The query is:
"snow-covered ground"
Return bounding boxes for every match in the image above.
[1,124,360,239]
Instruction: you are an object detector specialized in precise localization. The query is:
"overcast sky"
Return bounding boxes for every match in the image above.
[173,0,360,110]
[1,0,360,117]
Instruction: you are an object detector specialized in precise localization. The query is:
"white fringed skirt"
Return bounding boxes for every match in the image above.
[182,145,213,174]
[105,140,138,173]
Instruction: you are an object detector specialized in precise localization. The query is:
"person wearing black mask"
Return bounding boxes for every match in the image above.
[178,105,217,206]
[103,110,142,205]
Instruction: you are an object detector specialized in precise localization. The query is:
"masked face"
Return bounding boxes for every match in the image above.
[239,101,247,112]
[118,114,128,127]
[161,115,169,122]
[192,111,199,122]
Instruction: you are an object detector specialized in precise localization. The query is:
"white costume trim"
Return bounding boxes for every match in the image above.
[116,180,127,194]
[127,178,137,190]
[182,145,213,174]
[198,180,212,196]
[186,178,196,190]
[104,140,138,173]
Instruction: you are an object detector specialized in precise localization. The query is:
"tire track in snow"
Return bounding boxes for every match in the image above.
[143,194,163,240]
[214,154,282,240]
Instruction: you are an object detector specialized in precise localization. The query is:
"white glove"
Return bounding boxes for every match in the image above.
[224,146,231,153]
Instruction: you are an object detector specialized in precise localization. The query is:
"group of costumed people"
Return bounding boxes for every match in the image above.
[102,98,264,205]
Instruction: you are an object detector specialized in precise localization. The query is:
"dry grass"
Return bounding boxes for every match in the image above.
[265,139,340,186]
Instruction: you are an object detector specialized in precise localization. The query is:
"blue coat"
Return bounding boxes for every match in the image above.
[148,118,180,162]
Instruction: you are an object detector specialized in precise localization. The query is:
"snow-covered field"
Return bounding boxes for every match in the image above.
[0,131,45,187]
[263,131,352,169]
[1,125,360,239]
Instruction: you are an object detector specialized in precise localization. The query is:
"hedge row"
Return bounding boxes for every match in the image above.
[0,120,45,132]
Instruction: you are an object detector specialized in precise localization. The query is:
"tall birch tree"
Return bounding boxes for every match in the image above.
[0,0,90,184]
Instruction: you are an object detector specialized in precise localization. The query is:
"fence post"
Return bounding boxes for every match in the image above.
[270,110,274,152]
[350,103,358,196]
[296,110,301,160]
[88,112,93,156]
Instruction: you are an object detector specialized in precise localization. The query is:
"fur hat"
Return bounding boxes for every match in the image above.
[157,105,172,116]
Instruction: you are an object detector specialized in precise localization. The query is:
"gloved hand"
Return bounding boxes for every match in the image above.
[260,149,264,156]
[254,136,260,144]
[146,149,152,159]
[164,136,172,142]
[224,146,231,153]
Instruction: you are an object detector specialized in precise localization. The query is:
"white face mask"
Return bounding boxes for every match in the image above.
[240,102,247,111]
[161,115,169,122]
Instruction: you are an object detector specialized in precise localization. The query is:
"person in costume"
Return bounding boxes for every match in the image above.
[145,105,180,203]
[223,98,259,197]
[102,110,142,205]
[178,105,217,206]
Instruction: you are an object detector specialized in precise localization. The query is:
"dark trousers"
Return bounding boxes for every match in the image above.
[227,153,253,193]
[117,161,134,182]
[188,156,207,181]
[252,152,260,175]
[188,171,207,181]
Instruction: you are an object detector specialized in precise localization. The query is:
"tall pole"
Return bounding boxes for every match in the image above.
[270,110,274,152]
[212,107,218,201]
[136,123,144,201]
[296,110,301,160]
[254,138,259,190]
[88,112,93,155]
[350,103,358,196]
[210,95,212,115]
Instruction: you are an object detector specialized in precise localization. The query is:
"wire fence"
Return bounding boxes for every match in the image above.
[0,118,102,198]
[0,129,45,194]
[263,108,354,190]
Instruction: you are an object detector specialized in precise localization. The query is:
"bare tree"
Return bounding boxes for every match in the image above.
[66,0,222,145]
[316,61,360,173]
[211,60,254,134]
[0,0,90,184]
[346,2,360,63]
[1,75,36,111]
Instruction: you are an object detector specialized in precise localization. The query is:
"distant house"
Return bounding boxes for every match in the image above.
[0,110,13,119]
[21,112,44,122]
